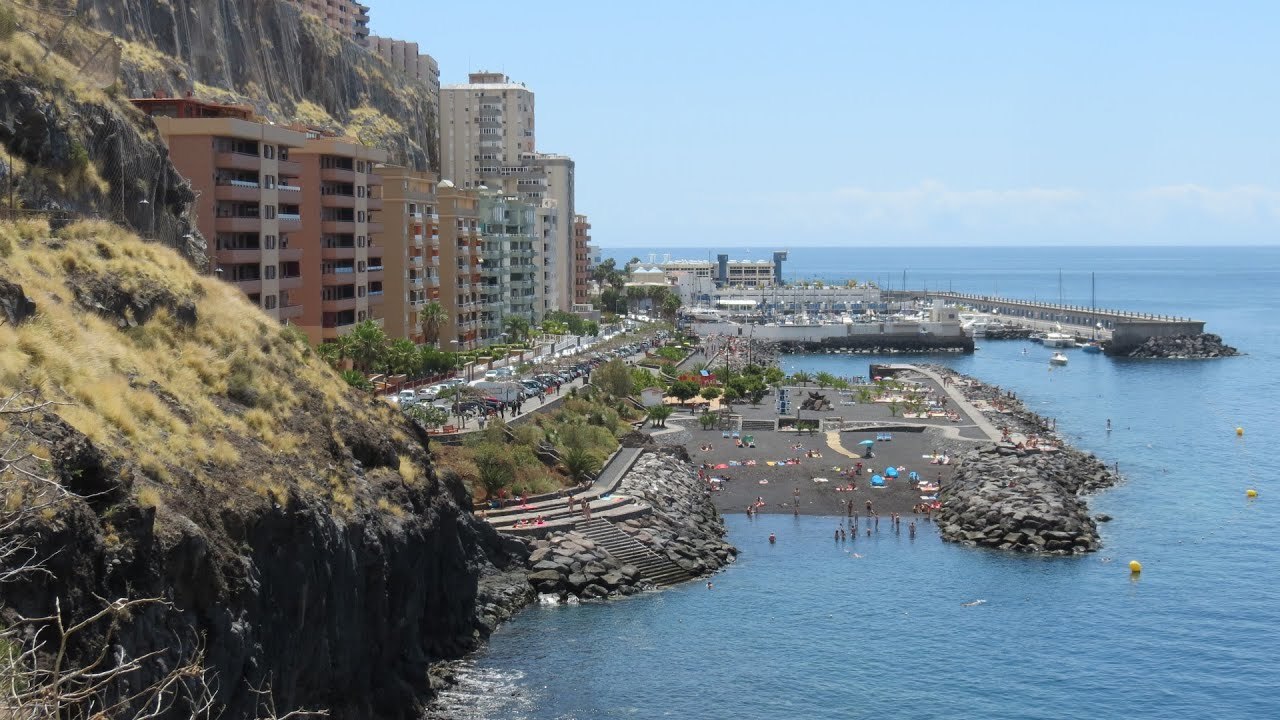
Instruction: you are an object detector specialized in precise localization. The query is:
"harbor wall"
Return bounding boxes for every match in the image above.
[1108,320,1206,354]
[690,321,964,342]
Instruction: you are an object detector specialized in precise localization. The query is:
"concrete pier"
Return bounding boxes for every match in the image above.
[887,290,1206,354]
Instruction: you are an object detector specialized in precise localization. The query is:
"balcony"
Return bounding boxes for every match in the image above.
[214,184,261,202]
[234,278,262,294]
[279,247,303,262]
[278,215,302,232]
[366,222,384,235]
[408,276,424,289]
[367,292,385,306]
[278,183,302,194]
[366,197,383,211]
[321,220,356,234]
[279,304,304,320]
[215,152,260,172]
[279,275,303,291]
[277,159,303,177]
[321,245,356,260]
[412,233,424,247]
[215,248,261,264]
[322,194,357,209]
[320,167,356,183]
[366,269,385,283]
[409,255,424,267]
[366,173,383,186]
[322,297,358,313]
[214,216,261,233]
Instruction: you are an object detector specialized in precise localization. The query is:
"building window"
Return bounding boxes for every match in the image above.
[264,265,277,280]
[357,261,366,272]
[264,234,277,249]
[357,211,365,223]
[262,205,276,219]
[262,174,276,189]
[358,311,367,321]
[263,145,275,160]
[357,185,365,198]
[263,295,277,310]
[358,286,366,298]
[357,235,366,248]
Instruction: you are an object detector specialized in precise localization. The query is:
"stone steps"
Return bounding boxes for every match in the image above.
[574,518,692,586]
[739,418,776,432]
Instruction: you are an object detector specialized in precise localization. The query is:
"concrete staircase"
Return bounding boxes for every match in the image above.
[740,418,776,432]
[574,518,693,587]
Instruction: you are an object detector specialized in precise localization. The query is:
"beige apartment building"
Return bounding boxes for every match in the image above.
[284,0,370,45]
[435,181,482,350]
[374,166,439,343]
[132,96,309,323]
[573,215,592,307]
[440,72,580,316]
[291,137,388,343]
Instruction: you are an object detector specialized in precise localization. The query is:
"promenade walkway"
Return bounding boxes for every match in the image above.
[482,447,647,536]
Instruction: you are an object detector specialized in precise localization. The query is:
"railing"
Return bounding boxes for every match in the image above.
[916,291,1197,323]
[278,213,301,221]
[278,184,301,192]
[225,179,260,188]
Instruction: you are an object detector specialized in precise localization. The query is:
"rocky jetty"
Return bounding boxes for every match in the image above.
[523,447,736,601]
[937,445,1119,554]
[1114,333,1239,359]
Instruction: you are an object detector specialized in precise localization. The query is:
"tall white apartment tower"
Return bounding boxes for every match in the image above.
[441,72,577,315]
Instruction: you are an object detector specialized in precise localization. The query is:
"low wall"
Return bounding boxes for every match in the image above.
[1108,320,1207,354]
[778,334,974,354]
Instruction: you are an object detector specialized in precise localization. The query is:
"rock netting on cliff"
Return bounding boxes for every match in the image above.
[523,447,736,601]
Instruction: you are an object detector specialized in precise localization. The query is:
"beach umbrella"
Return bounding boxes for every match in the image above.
[858,439,876,446]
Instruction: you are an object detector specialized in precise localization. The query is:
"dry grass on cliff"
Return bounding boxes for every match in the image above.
[0,219,423,514]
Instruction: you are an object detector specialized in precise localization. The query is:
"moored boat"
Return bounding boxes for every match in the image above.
[1081,341,1102,354]
[1050,352,1069,366]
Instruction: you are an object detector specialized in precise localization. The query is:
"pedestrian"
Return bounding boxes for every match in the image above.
[865,499,873,516]
[582,499,591,521]
[566,495,575,513]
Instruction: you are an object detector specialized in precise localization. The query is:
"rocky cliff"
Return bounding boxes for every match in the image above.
[76,0,438,171]
[0,220,520,718]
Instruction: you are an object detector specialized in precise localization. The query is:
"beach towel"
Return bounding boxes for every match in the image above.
[920,494,938,501]
[714,463,729,469]
[766,461,777,467]
[728,460,742,467]
[745,460,758,467]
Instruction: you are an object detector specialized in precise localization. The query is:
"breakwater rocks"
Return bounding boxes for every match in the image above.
[524,448,736,602]
[774,335,974,354]
[937,445,1120,554]
[1113,333,1239,359]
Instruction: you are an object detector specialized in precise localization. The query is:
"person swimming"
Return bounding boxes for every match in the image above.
[768,532,776,544]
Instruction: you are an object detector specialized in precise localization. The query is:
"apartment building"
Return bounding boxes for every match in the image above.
[291,137,388,343]
[435,181,481,350]
[284,0,370,45]
[132,95,309,323]
[656,255,784,288]
[369,35,440,161]
[531,153,574,313]
[374,166,439,342]
[573,215,591,307]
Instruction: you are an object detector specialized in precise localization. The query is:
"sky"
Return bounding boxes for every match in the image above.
[371,1,1280,247]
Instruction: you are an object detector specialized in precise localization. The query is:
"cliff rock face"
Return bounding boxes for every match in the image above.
[0,222,521,718]
[76,0,437,171]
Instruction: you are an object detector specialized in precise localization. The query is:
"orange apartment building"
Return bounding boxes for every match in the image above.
[133,96,309,323]
[435,181,482,350]
[573,214,592,308]
[284,0,371,46]
[374,166,440,343]
[291,137,388,344]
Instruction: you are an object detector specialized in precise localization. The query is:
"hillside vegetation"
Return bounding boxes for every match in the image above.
[1,219,425,514]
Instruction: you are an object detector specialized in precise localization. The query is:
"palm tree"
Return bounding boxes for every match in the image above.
[418,301,447,347]
[661,295,681,323]
[562,446,602,484]
[347,320,388,373]
[387,338,419,380]
[814,371,836,389]
[791,371,811,387]
[504,316,531,344]
[647,405,674,428]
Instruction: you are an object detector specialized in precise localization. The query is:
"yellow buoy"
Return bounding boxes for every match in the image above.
[1236,427,1244,436]
[1128,560,1142,573]
[1247,489,1258,498]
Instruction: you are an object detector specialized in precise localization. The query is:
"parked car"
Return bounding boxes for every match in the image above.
[394,389,418,407]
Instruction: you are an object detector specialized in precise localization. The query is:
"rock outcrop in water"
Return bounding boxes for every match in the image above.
[937,445,1119,554]
[1114,333,1239,359]
[523,447,736,602]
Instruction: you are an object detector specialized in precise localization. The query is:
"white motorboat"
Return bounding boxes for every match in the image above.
[1049,352,1069,366]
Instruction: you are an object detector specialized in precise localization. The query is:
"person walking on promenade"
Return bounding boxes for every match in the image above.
[582,499,592,521]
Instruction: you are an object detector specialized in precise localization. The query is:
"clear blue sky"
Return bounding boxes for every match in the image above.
[372,1,1280,247]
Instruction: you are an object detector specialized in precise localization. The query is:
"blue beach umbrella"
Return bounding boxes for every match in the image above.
[858,440,876,446]
[870,474,886,487]
[885,466,899,478]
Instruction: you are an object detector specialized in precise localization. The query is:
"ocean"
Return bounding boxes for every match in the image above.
[429,246,1280,719]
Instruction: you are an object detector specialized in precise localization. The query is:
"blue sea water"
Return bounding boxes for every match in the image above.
[433,247,1280,719]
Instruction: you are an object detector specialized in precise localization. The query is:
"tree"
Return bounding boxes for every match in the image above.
[418,300,447,346]
[699,412,718,431]
[721,385,742,410]
[814,372,836,389]
[594,359,633,398]
[699,386,722,403]
[405,403,448,431]
[647,405,674,428]
[857,386,874,404]
[661,294,681,322]
[340,368,373,391]
[667,379,700,409]
[747,386,767,407]
[764,367,785,385]
[473,444,516,499]
[347,320,388,373]
[504,316,531,344]
[791,371,811,387]
[562,446,602,484]
[888,401,902,417]
[832,378,850,391]
[387,338,418,379]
